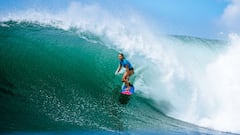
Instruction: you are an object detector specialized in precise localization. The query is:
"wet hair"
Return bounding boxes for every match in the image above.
[119,53,125,59]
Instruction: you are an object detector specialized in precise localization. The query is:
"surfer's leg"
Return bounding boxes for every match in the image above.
[125,69,134,90]
[122,72,130,88]
[122,72,128,82]
[128,68,134,77]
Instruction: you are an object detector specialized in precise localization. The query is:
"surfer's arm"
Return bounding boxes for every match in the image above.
[117,64,122,73]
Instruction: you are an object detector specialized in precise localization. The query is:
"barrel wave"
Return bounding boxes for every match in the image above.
[0,20,235,135]
[0,2,240,134]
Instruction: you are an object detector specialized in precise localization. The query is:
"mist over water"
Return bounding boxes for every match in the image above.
[1,1,240,134]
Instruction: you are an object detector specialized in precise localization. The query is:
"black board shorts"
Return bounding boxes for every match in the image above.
[129,67,134,71]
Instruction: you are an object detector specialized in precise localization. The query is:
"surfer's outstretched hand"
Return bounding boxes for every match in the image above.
[115,69,121,75]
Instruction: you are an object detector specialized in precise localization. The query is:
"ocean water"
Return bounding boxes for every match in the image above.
[1,2,240,135]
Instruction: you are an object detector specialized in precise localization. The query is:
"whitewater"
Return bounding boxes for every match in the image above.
[1,2,240,134]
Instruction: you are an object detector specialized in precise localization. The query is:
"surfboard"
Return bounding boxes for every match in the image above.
[119,84,134,104]
[121,85,134,95]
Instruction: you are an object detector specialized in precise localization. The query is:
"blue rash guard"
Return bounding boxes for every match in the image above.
[120,59,133,70]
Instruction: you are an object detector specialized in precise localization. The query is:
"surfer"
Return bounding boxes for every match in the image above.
[116,53,134,90]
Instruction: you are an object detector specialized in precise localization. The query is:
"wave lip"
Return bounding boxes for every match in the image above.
[1,2,240,134]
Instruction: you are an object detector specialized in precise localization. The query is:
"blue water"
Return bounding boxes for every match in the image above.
[1,2,240,135]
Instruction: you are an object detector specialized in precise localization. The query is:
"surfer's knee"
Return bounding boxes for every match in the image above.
[122,73,128,80]
[122,76,126,82]
[122,77,128,82]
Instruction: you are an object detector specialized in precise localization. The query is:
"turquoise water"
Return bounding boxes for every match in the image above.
[0,21,238,135]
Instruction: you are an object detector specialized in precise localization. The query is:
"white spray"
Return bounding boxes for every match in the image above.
[1,2,240,133]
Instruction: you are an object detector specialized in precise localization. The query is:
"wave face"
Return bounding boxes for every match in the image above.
[0,21,211,134]
[1,2,240,134]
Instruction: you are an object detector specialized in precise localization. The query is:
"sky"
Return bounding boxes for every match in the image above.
[0,0,239,39]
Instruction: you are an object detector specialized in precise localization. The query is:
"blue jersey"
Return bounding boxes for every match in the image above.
[120,59,133,69]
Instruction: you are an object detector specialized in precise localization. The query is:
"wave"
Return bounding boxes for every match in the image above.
[1,21,219,134]
[1,2,240,134]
